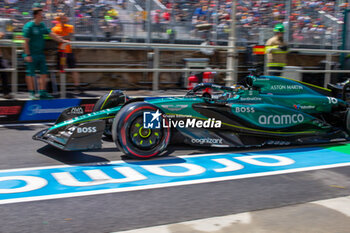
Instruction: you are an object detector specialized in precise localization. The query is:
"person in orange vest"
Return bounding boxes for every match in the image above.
[265,23,288,76]
[52,14,83,95]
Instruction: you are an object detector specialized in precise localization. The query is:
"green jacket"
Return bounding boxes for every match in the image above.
[22,21,51,55]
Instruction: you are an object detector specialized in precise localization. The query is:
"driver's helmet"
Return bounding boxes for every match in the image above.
[231,84,244,90]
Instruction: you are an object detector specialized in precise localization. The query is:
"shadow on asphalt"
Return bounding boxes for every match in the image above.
[119,145,241,165]
[37,145,110,165]
[161,143,346,157]
[36,141,347,166]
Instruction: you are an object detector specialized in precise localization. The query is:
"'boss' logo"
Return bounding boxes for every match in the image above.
[77,127,97,133]
[235,107,255,113]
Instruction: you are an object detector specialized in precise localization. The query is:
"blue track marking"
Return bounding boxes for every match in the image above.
[0,146,350,204]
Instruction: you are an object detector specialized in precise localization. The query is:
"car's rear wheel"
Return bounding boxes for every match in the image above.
[112,102,170,159]
[346,108,350,134]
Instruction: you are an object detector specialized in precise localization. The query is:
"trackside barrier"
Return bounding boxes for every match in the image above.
[63,41,238,98]
[3,40,350,97]
[0,98,98,124]
[265,48,350,88]
[63,68,236,98]
[0,40,238,98]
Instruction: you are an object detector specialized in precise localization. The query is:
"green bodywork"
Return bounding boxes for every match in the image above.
[49,76,347,137]
[49,97,207,130]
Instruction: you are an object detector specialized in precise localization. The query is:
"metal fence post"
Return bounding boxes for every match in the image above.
[152,48,159,91]
[133,22,137,42]
[285,0,291,44]
[60,72,66,98]
[264,51,268,76]
[213,0,219,44]
[146,0,152,44]
[11,42,17,94]
[324,53,332,87]
[225,0,237,87]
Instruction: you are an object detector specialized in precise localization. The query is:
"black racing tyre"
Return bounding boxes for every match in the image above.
[93,90,127,138]
[112,102,171,159]
[346,108,350,134]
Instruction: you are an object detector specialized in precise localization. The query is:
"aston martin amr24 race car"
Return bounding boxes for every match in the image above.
[33,75,350,159]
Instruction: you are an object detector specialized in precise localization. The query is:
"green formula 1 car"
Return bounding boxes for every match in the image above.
[33,74,350,159]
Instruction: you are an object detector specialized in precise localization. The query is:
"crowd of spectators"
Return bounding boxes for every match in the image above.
[0,0,34,33]
[289,0,345,45]
[0,0,348,45]
[158,0,347,45]
[0,0,124,37]
[51,0,124,37]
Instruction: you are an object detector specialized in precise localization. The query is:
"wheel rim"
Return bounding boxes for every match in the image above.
[129,116,162,149]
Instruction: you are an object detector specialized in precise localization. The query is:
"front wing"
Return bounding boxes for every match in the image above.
[33,120,106,151]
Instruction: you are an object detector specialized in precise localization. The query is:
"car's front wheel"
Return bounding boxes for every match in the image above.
[112,102,170,159]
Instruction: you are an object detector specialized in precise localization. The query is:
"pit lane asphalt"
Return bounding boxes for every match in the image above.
[1,124,350,233]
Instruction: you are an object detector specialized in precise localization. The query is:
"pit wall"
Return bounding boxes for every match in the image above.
[1,47,337,90]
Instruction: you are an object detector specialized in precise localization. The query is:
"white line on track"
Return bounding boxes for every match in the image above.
[1,160,350,205]
[314,196,350,217]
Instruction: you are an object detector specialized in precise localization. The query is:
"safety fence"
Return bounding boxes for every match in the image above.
[64,41,238,98]
[1,40,350,98]
[0,40,238,98]
[0,0,345,48]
